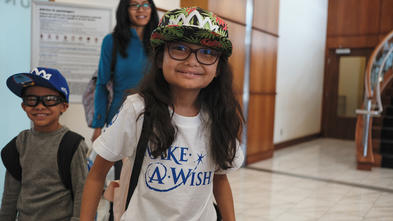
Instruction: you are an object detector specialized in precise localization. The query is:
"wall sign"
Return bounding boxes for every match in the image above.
[335,48,351,55]
[31,0,112,102]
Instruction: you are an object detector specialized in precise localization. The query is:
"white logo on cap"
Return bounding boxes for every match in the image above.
[61,87,68,95]
[169,10,219,32]
[31,68,52,80]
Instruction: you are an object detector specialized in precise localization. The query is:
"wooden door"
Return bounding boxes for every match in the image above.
[322,48,373,139]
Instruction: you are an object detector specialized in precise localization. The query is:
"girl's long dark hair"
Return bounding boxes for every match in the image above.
[138,46,244,170]
[112,0,159,70]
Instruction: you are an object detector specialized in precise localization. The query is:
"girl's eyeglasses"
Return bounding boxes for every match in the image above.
[129,3,151,10]
[23,95,65,107]
[167,43,221,65]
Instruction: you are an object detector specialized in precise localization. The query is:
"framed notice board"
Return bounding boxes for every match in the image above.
[31,0,112,102]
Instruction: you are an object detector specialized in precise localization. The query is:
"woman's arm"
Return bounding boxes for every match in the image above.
[213,174,236,221]
[80,155,114,221]
[92,35,114,128]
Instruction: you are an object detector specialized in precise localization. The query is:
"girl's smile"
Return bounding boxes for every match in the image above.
[176,68,203,77]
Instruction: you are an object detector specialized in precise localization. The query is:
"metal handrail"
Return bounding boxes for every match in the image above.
[356,46,393,116]
[356,30,393,158]
[364,31,393,99]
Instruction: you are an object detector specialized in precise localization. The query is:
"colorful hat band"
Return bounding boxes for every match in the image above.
[151,7,232,56]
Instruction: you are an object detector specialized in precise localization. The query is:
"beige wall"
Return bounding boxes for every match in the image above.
[273,0,328,143]
[155,0,180,10]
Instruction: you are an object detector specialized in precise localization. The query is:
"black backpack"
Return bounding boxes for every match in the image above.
[1,131,84,199]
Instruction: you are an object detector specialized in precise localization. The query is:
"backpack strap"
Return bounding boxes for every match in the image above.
[1,137,21,181]
[125,113,151,208]
[57,131,84,199]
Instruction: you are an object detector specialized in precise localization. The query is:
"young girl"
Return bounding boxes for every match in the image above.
[81,7,244,221]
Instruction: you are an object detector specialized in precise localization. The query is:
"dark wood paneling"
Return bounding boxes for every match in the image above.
[209,0,279,37]
[322,48,373,139]
[380,0,393,34]
[247,149,273,164]
[250,30,277,93]
[247,94,275,161]
[326,36,380,48]
[227,21,246,93]
[327,0,381,36]
[379,33,391,42]
[326,0,393,48]
[235,94,243,110]
[182,0,279,165]
[253,0,279,35]
[208,0,246,24]
[180,0,208,9]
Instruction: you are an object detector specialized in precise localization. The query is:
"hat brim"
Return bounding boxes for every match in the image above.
[151,25,232,57]
[7,73,60,98]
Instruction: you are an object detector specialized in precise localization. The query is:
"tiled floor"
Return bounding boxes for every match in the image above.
[231,138,393,221]
[96,138,393,220]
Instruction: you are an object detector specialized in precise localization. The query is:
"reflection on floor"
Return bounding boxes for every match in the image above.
[231,138,393,221]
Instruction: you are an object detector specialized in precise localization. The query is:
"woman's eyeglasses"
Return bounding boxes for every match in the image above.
[129,2,151,10]
[167,43,221,65]
[23,95,65,107]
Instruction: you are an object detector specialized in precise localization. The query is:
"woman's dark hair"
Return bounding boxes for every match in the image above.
[137,46,244,170]
[112,0,159,68]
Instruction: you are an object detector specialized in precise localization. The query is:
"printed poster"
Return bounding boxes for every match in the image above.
[31,1,112,102]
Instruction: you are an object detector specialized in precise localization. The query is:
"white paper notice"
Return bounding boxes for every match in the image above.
[31,2,112,102]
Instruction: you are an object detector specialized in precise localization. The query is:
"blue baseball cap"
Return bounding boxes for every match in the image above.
[6,67,70,103]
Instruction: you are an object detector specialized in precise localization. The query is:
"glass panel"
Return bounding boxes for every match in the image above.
[337,56,366,117]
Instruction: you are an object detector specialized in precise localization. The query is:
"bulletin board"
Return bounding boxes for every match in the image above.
[31,0,112,102]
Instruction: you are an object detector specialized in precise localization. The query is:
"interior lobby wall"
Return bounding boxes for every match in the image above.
[273,0,328,143]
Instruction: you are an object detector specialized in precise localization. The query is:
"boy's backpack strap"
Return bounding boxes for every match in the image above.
[58,131,84,199]
[1,137,21,181]
[125,113,152,208]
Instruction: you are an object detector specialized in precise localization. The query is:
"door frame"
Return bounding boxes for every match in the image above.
[321,48,373,140]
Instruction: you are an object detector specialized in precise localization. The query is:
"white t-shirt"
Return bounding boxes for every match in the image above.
[93,94,244,221]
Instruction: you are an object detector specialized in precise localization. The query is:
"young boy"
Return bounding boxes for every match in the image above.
[0,67,88,220]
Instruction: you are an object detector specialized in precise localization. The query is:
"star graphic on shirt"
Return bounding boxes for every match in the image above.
[194,153,206,170]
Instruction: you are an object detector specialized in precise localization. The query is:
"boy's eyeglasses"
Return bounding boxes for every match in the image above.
[129,2,151,10]
[167,43,221,65]
[23,95,65,107]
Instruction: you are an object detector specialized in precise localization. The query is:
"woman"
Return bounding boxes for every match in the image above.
[91,0,159,141]
[91,2,158,219]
